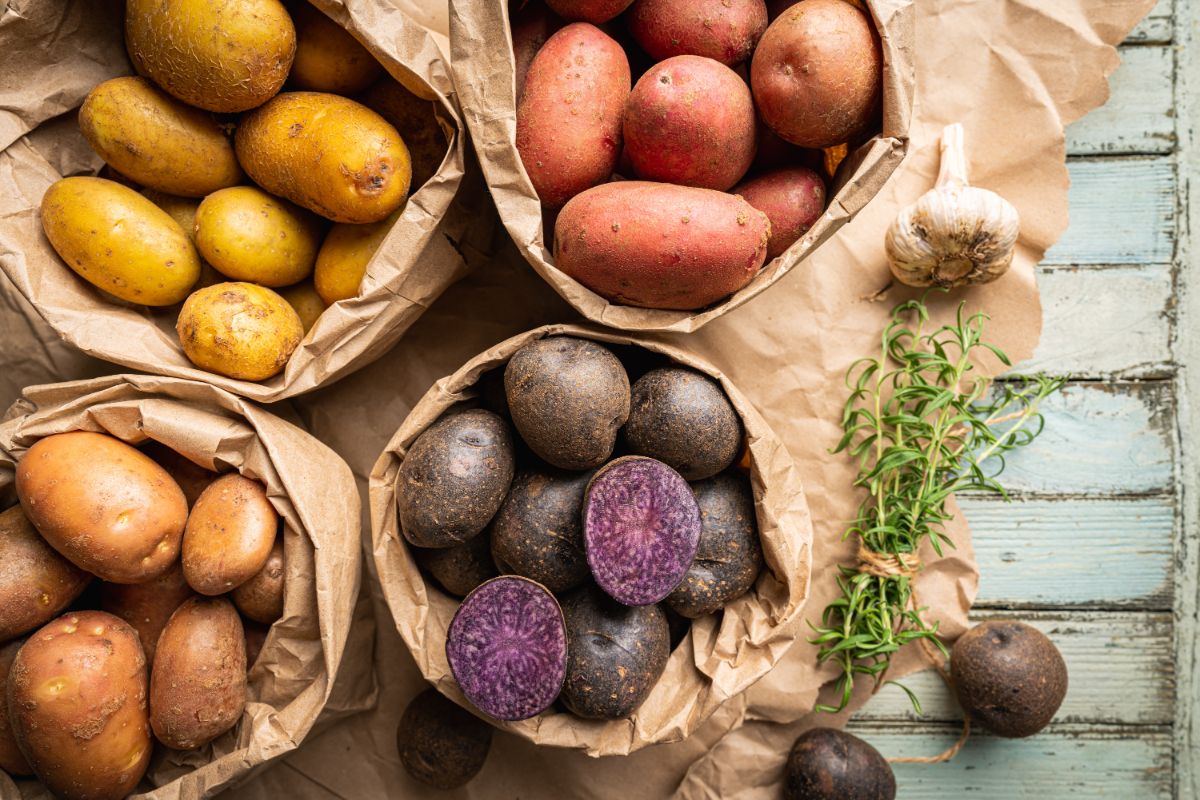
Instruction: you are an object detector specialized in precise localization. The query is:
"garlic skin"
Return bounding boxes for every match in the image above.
[885,123,1020,288]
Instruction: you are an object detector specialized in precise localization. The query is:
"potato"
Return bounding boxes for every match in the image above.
[750,0,882,147]
[142,193,228,292]
[0,640,31,776]
[98,563,195,664]
[7,611,152,799]
[195,186,323,287]
[397,688,493,789]
[784,728,896,800]
[237,92,412,223]
[544,0,634,23]
[279,280,327,332]
[361,79,448,192]
[79,76,242,198]
[290,1,383,94]
[183,474,279,595]
[0,505,91,642]
[628,0,768,65]
[125,0,296,113]
[177,282,304,380]
[150,597,247,750]
[554,181,771,310]
[413,533,498,598]
[504,336,630,470]
[41,177,201,306]
[516,23,630,208]
[244,621,270,667]
[312,213,397,305]
[735,166,826,258]
[510,3,562,105]
[140,441,218,508]
[231,536,285,624]
[16,431,188,584]
[489,469,591,594]
[624,56,757,190]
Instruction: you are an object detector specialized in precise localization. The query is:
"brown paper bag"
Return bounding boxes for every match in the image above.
[369,323,814,756]
[0,374,363,798]
[447,0,913,332]
[0,0,491,403]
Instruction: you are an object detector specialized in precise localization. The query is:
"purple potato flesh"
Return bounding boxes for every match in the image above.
[446,576,568,721]
[583,456,701,606]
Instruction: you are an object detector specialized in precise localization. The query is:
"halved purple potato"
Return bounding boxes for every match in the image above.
[413,534,499,598]
[397,688,493,790]
[446,576,568,721]
[560,586,670,719]
[396,409,516,548]
[583,456,702,606]
[489,468,592,594]
[667,471,763,618]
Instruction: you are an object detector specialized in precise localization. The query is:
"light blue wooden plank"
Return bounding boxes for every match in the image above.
[1067,46,1174,155]
[1044,158,1175,266]
[964,496,1174,608]
[1127,0,1173,43]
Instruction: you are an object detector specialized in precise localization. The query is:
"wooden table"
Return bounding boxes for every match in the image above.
[843,1,1197,795]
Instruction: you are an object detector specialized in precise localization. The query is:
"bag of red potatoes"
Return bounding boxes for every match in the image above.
[371,324,813,756]
[450,0,914,332]
[0,375,361,798]
[0,0,486,403]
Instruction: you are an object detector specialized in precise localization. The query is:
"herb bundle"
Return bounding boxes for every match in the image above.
[812,297,1063,714]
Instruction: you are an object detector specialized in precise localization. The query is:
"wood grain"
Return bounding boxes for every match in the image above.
[1127,0,1173,44]
[1067,46,1174,155]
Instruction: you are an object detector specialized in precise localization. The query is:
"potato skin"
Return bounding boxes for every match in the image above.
[125,0,296,113]
[140,441,217,508]
[41,177,201,306]
[510,3,563,105]
[16,431,188,584]
[177,282,304,381]
[361,79,447,192]
[98,562,194,665]
[489,469,592,594]
[750,0,882,147]
[397,688,493,790]
[278,280,327,333]
[555,181,771,310]
[413,534,498,598]
[79,76,242,198]
[183,474,279,596]
[735,166,826,258]
[150,597,247,750]
[195,186,323,287]
[237,91,412,223]
[624,56,757,190]
[7,611,152,800]
[312,213,397,305]
[544,0,634,23]
[516,23,630,208]
[0,505,92,642]
[784,728,896,800]
[628,0,768,65]
[231,536,285,624]
[290,2,382,94]
[0,640,31,775]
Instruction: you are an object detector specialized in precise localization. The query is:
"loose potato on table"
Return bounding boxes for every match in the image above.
[41,176,201,306]
[15,431,188,584]
[289,1,383,94]
[232,536,286,624]
[183,473,279,595]
[0,505,91,642]
[79,76,242,198]
[8,611,152,800]
[177,282,304,381]
[195,186,323,287]
[125,0,296,113]
[628,0,769,65]
[99,562,195,664]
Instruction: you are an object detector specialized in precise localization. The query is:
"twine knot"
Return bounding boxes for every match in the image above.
[856,543,922,579]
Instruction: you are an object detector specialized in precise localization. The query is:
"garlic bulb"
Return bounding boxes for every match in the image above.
[885,123,1020,288]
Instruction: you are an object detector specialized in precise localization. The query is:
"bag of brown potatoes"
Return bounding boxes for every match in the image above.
[0,375,361,798]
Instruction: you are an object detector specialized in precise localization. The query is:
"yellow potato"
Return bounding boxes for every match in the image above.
[125,0,296,113]
[8,611,152,800]
[312,212,397,304]
[362,77,448,192]
[15,431,189,584]
[80,76,242,198]
[141,190,225,291]
[290,2,383,94]
[278,280,327,332]
[0,505,92,642]
[236,91,411,223]
[177,282,304,381]
[183,474,279,596]
[41,177,201,306]
[195,186,323,287]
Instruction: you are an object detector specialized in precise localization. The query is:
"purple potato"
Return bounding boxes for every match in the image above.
[623,367,743,480]
[446,576,568,721]
[784,728,896,800]
[489,468,592,594]
[413,534,499,597]
[397,409,516,548]
[667,471,763,618]
[560,587,670,719]
[397,688,493,790]
[504,336,631,470]
[583,456,701,606]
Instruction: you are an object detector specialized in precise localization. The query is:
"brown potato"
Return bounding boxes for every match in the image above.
[231,536,285,624]
[15,431,188,584]
[183,474,279,595]
[0,639,31,776]
[0,505,91,642]
[177,282,304,381]
[150,597,247,750]
[290,1,383,94]
[244,621,270,667]
[140,441,217,508]
[361,79,448,193]
[98,562,195,664]
[7,611,152,799]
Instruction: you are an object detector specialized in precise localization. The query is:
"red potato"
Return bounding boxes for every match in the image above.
[628,0,768,65]
[544,0,634,23]
[512,3,564,103]
[735,166,826,258]
[624,55,757,190]
[754,123,824,173]
[751,0,882,148]
[516,23,631,208]
[554,181,771,310]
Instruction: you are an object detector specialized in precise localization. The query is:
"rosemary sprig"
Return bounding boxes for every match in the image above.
[811,296,1064,714]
